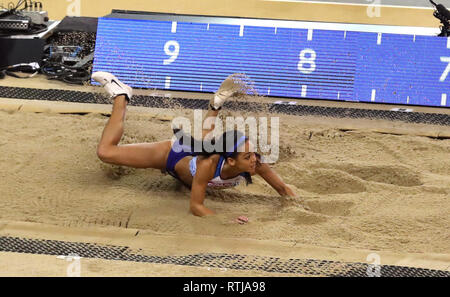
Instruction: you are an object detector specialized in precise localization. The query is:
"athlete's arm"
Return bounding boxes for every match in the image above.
[255,162,296,197]
[190,157,216,217]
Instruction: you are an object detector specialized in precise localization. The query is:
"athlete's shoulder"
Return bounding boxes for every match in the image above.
[197,154,221,166]
[195,154,220,180]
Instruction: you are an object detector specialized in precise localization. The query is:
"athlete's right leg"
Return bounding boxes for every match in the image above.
[202,75,240,139]
[202,106,220,140]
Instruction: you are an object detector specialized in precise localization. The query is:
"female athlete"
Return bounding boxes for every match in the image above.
[92,72,297,224]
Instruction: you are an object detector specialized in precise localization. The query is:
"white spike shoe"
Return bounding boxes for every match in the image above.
[92,71,133,102]
[210,77,239,111]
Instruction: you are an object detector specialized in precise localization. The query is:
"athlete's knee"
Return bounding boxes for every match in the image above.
[97,145,116,163]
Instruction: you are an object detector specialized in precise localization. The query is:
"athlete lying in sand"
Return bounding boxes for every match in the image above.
[93,72,297,224]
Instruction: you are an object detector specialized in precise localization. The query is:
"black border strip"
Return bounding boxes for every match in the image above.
[0,236,449,277]
[0,86,449,126]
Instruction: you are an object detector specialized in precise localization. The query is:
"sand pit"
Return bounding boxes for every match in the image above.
[0,95,449,276]
[1,102,449,249]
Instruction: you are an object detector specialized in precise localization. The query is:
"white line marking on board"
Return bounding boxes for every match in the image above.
[274,27,277,34]
[267,87,271,95]
[171,22,177,33]
[447,37,450,49]
[273,101,297,105]
[371,89,376,101]
[407,96,410,104]
[377,33,382,45]
[240,25,244,37]
[207,23,210,30]
[338,92,340,99]
[165,76,171,89]
[441,93,447,106]
[263,0,435,10]
[391,108,413,112]
[344,31,347,39]
[200,83,203,91]
[413,35,416,42]
[301,85,307,97]
[307,29,313,41]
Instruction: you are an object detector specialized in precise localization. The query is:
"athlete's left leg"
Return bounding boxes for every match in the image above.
[92,71,172,169]
[96,95,172,169]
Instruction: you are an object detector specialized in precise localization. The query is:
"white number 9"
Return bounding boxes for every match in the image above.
[298,49,316,74]
[163,40,180,65]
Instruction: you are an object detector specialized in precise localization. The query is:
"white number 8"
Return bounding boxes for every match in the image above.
[298,49,316,74]
[163,40,180,65]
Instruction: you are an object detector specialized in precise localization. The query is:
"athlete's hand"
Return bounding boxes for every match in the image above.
[235,216,249,224]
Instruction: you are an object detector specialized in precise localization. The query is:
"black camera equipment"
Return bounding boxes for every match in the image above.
[430,0,450,36]
[41,17,98,85]
[40,45,93,85]
[0,0,49,36]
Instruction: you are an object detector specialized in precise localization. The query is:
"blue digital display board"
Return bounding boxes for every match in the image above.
[92,14,450,107]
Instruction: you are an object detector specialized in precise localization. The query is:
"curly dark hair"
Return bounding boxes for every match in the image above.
[173,128,259,185]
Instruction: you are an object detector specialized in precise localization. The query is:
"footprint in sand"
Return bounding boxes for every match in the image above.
[283,207,328,225]
[333,164,423,187]
[258,205,328,225]
[305,200,355,217]
[99,163,135,180]
[290,168,367,195]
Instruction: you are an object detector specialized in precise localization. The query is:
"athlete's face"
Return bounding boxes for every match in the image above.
[233,140,257,174]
